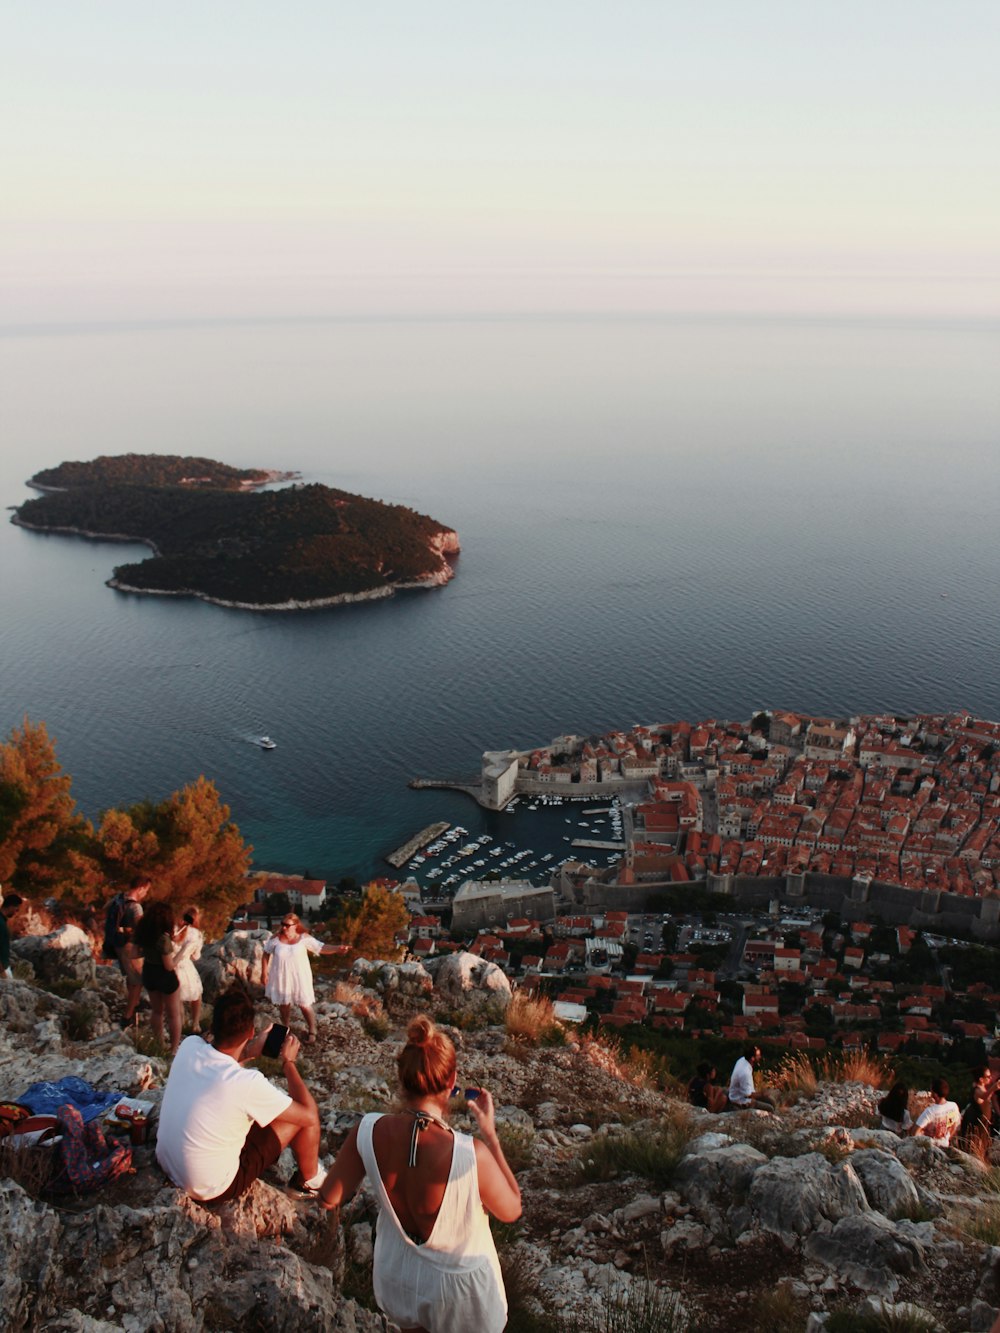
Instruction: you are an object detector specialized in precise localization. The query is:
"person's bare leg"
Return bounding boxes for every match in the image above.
[188,998,202,1033]
[301,1005,317,1040]
[165,990,182,1054]
[149,991,165,1045]
[271,1108,321,1181]
[279,1003,291,1027]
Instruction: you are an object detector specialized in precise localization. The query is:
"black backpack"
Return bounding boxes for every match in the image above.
[102,894,126,960]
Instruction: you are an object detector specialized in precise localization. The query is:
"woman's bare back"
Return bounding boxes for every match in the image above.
[371,1113,456,1243]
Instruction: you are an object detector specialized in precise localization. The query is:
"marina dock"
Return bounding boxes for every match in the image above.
[571,838,626,851]
[386,821,450,868]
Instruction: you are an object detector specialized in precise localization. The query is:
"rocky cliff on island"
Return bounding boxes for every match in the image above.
[12,454,460,611]
[2,928,999,1331]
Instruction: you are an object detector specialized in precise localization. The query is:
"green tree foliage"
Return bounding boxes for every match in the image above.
[30,453,267,490]
[0,719,100,898]
[16,463,456,606]
[329,882,410,961]
[96,776,251,934]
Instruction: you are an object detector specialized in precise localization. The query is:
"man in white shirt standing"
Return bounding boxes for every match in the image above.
[156,986,326,1202]
[912,1078,962,1147]
[727,1045,776,1112]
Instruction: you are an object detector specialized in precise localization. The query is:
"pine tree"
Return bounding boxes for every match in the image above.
[0,718,98,897]
[331,881,410,961]
[96,776,251,934]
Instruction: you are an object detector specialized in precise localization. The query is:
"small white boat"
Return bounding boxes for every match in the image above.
[257,735,277,750]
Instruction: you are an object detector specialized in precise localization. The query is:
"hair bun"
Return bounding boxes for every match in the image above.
[406,1016,435,1047]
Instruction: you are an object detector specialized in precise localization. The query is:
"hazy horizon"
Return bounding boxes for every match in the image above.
[4,2,997,325]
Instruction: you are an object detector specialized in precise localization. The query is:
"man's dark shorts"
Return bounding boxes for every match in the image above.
[204,1122,283,1203]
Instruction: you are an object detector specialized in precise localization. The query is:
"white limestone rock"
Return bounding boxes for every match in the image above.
[850,1148,922,1220]
[427,950,512,1007]
[804,1211,927,1296]
[748,1153,869,1245]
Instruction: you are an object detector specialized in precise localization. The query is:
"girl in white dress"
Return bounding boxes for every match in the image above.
[262,913,344,1042]
[173,906,205,1034]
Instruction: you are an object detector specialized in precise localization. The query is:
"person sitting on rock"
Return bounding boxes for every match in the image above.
[912,1078,962,1147]
[877,1081,912,1135]
[688,1061,727,1114]
[727,1044,776,1112]
[156,985,326,1203]
[958,1066,1000,1156]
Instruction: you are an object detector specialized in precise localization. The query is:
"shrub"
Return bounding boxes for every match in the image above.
[44,978,84,999]
[505,993,564,1047]
[496,1124,535,1174]
[65,999,99,1042]
[585,1279,687,1333]
[826,1302,941,1332]
[578,1108,694,1188]
[746,1284,810,1333]
[953,1170,1000,1245]
[362,1011,391,1042]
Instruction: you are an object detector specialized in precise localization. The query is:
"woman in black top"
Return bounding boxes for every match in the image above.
[134,900,182,1055]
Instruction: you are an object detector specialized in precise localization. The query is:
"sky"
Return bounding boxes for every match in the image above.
[2,1,998,323]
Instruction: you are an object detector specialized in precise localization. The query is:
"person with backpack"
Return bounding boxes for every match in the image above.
[102,875,150,1027]
[1,890,24,980]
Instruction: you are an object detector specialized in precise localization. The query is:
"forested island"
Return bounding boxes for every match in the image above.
[13,453,460,610]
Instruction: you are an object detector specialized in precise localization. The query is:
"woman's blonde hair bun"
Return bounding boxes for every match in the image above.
[398,1014,455,1096]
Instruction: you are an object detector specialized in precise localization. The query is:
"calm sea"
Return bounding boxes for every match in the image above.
[1,317,998,883]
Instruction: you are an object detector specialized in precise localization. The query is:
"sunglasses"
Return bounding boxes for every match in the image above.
[450,1086,482,1101]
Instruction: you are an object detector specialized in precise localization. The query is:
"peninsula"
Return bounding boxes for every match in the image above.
[12,453,460,610]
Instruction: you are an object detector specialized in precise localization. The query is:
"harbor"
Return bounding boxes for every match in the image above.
[385,821,450,868]
[388,795,628,896]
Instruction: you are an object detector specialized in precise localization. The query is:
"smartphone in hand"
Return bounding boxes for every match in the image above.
[262,1023,289,1058]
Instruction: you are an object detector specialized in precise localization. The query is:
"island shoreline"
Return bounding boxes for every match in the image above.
[12,512,457,611]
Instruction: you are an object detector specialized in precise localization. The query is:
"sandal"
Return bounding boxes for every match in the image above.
[304,1033,317,1044]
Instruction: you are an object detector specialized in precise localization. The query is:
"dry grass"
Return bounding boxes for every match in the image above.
[828,1050,894,1087]
[330,980,365,1006]
[505,992,564,1047]
[746,1284,811,1332]
[953,1168,1000,1245]
[772,1052,819,1099]
[772,1049,893,1103]
[577,1106,695,1188]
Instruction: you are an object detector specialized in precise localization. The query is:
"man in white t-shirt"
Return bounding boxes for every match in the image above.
[156,987,325,1202]
[727,1045,777,1112]
[912,1078,962,1147]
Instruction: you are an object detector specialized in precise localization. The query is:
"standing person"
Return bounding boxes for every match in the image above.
[262,913,346,1043]
[102,875,150,1028]
[0,891,24,980]
[174,906,205,1034]
[912,1078,962,1146]
[727,1045,776,1112]
[319,1015,520,1333]
[134,900,182,1055]
[156,986,325,1202]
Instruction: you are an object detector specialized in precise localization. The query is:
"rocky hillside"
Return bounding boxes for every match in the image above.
[2,932,999,1332]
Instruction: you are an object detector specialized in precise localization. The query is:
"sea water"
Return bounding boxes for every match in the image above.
[1,316,998,881]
